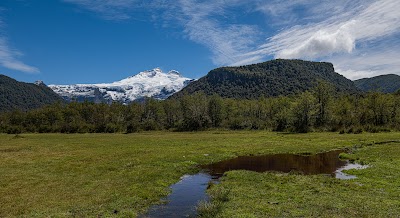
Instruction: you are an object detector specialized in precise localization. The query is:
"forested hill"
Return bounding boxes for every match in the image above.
[354,74,400,93]
[0,75,63,112]
[172,59,359,99]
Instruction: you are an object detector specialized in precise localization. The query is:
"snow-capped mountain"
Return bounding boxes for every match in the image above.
[49,68,194,104]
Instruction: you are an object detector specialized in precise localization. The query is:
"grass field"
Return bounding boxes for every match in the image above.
[1,131,400,217]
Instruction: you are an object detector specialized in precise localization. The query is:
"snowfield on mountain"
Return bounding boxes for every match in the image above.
[49,68,193,104]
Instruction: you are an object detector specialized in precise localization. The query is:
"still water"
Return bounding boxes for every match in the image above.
[140,173,215,218]
[142,150,367,217]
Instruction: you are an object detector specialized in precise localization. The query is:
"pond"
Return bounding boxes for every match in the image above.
[141,150,367,217]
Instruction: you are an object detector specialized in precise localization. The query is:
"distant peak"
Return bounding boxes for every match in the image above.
[153,67,162,73]
[124,68,186,80]
[168,70,181,76]
[34,80,46,86]
[136,68,164,78]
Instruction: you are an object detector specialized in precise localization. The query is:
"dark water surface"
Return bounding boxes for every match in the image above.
[142,150,367,217]
[202,150,348,178]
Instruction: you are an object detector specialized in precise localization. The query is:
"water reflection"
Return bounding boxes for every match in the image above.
[335,163,369,179]
[202,150,348,178]
[142,150,368,217]
[141,173,213,218]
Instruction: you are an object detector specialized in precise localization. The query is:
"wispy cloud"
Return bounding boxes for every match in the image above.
[64,0,400,79]
[0,12,39,74]
[176,0,261,65]
[256,0,370,26]
[252,0,399,58]
[234,0,400,79]
[65,0,262,65]
[64,0,139,20]
[329,37,400,80]
[272,0,400,59]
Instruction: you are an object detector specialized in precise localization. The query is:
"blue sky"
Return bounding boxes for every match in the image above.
[0,0,399,84]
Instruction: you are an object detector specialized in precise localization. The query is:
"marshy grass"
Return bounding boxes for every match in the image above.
[1,131,400,217]
[197,187,230,218]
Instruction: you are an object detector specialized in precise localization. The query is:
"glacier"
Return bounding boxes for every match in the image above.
[48,68,193,104]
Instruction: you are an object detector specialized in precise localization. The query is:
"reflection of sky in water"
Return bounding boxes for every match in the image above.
[142,173,214,218]
[335,162,369,180]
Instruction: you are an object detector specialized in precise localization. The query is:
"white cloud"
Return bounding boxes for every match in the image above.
[329,41,400,80]
[277,21,356,59]
[0,38,39,73]
[63,0,400,79]
[172,0,400,71]
[65,0,262,65]
[0,12,39,74]
[256,0,400,59]
[236,0,400,79]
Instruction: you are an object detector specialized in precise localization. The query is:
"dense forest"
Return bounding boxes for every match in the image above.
[172,59,359,99]
[0,75,63,112]
[355,74,400,93]
[1,82,399,134]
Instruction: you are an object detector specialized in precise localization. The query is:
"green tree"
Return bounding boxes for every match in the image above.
[367,92,390,126]
[272,96,291,131]
[126,102,143,133]
[332,95,355,130]
[141,98,165,131]
[208,95,223,128]
[291,91,316,133]
[313,81,333,127]
[163,99,182,129]
[180,92,210,131]
[391,93,400,129]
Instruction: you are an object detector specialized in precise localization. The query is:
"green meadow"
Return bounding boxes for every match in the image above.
[1,132,400,217]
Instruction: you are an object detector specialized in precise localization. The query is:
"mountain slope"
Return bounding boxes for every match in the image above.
[0,75,63,112]
[49,68,193,103]
[354,74,400,93]
[172,59,359,99]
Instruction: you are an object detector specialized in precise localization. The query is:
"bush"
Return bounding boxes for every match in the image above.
[6,126,22,134]
[126,123,140,133]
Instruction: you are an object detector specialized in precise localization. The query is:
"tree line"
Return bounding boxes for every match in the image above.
[1,83,400,134]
